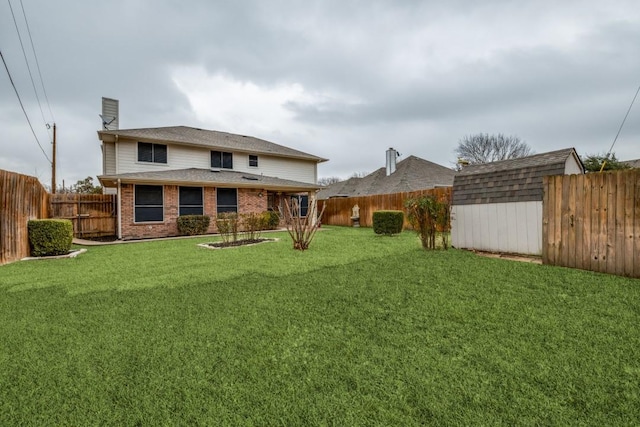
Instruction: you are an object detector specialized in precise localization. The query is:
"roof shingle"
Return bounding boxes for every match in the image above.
[318,155,455,199]
[98,126,327,162]
[99,168,321,191]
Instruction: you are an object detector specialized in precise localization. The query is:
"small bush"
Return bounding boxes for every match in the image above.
[262,210,280,230]
[216,212,239,243]
[28,219,73,256]
[405,195,451,250]
[372,210,404,235]
[240,212,266,240]
[177,215,211,236]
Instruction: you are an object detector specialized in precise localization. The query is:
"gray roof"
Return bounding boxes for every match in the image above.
[98,126,327,162]
[623,158,640,169]
[453,148,582,205]
[98,168,321,192]
[317,155,456,199]
[456,148,582,175]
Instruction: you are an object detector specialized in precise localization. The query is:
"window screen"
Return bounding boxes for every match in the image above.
[217,188,238,213]
[135,185,163,222]
[211,151,233,169]
[138,142,167,164]
[179,187,203,216]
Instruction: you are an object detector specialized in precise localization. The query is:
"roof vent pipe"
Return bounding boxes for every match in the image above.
[386,147,399,176]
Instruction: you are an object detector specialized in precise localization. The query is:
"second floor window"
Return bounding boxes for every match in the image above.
[249,155,258,167]
[138,142,167,164]
[211,151,233,169]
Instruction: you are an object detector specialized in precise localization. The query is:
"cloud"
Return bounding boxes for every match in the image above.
[1,0,639,186]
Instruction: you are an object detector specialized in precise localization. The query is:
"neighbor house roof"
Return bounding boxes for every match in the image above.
[98,126,328,163]
[623,158,640,169]
[452,148,583,205]
[317,155,456,199]
[98,168,321,192]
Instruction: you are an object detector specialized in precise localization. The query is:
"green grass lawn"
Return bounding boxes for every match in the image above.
[1,227,639,425]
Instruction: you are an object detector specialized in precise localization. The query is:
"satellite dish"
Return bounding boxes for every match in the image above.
[99,114,116,129]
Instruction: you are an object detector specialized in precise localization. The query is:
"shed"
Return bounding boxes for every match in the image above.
[451,148,584,255]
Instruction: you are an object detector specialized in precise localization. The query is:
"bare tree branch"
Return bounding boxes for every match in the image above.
[455,133,532,165]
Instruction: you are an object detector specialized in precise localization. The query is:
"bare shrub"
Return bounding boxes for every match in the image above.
[283,197,325,251]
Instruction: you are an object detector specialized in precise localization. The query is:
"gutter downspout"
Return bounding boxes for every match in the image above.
[117,178,122,239]
[115,135,119,174]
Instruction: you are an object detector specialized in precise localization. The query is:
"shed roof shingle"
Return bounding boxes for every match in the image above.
[456,148,580,176]
[452,148,582,205]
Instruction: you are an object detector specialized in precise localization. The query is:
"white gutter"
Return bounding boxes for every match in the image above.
[117,178,122,239]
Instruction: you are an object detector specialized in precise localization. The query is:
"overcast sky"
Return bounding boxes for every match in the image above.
[1,0,639,188]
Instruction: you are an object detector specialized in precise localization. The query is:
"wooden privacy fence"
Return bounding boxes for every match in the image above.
[0,169,50,265]
[543,170,640,278]
[50,193,117,238]
[319,187,452,228]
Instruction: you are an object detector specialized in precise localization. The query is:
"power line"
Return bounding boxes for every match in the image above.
[19,0,55,123]
[607,84,640,157]
[1,50,52,164]
[7,0,51,139]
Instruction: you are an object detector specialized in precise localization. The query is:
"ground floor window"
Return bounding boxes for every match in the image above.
[179,186,203,216]
[217,188,238,213]
[291,194,308,217]
[135,185,163,222]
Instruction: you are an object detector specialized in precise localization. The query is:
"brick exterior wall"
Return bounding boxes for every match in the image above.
[120,184,270,240]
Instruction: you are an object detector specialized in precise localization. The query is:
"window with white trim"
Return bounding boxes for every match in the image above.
[249,155,258,167]
[138,142,167,164]
[211,151,233,169]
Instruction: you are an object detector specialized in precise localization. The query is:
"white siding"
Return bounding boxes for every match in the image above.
[115,141,317,183]
[451,201,543,255]
[564,155,583,175]
[103,142,116,174]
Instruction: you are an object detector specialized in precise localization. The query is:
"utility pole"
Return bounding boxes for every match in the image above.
[51,123,57,194]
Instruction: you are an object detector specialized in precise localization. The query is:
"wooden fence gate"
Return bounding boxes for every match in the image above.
[542,170,640,278]
[50,193,117,238]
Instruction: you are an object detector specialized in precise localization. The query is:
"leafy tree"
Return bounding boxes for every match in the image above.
[582,153,631,173]
[70,176,103,194]
[404,195,451,250]
[455,133,532,165]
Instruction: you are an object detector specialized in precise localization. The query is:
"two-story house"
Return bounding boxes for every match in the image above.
[97,125,327,240]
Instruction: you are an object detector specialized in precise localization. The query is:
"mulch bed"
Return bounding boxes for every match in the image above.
[202,238,277,249]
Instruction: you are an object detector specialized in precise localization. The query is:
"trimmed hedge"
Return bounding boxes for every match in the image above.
[27,219,73,257]
[177,215,211,236]
[372,210,404,235]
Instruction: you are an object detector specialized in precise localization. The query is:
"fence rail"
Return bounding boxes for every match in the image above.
[50,193,117,238]
[319,187,452,228]
[0,169,50,265]
[543,170,640,278]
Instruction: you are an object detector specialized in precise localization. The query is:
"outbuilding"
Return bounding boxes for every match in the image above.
[451,148,584,255]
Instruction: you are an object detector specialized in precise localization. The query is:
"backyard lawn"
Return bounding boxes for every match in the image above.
[1,226,639,425]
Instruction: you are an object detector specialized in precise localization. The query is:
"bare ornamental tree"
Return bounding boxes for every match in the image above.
[455,133,532,165]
